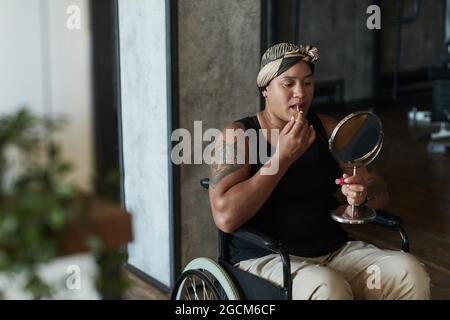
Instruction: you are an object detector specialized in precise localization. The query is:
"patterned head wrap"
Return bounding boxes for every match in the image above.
[257,42,319,89]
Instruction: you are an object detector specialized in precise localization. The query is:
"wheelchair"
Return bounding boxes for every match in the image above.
[170,178,410,300]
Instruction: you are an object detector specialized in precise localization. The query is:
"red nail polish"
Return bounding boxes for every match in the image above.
[335,178,353,185]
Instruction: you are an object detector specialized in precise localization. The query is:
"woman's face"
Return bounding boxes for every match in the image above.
[262,61,314,122]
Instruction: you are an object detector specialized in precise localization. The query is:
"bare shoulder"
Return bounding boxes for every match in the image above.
[223,121,247,132]
[317,113,339,139]
[217,121,249,144]
[209,121,251,189]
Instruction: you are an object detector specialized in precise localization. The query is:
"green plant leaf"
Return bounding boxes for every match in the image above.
[0,107,127,299]
[48,208,66,231]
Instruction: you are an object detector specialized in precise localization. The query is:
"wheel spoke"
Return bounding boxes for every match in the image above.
[189,276,200,300]
[182,278,192,300]
[201,279,211,300]
[173,263,237,300]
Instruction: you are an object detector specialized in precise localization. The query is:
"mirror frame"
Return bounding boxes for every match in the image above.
[328,111,384,167]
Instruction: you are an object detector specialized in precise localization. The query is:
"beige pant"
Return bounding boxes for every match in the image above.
[235,241,430,300]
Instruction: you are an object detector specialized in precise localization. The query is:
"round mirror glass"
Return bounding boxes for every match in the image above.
[329,112,383,168]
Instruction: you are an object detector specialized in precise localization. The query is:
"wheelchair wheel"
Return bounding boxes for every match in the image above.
[171,257,241,300]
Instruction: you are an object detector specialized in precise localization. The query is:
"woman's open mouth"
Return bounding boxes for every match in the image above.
[289,103,305,112]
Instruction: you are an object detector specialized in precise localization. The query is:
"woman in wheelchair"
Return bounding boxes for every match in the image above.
[208,43,430,300]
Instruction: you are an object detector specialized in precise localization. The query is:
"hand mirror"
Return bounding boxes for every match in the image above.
[329,111,384,224]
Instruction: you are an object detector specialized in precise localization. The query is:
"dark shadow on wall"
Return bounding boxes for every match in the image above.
[261,0,444,115]
[90,0,121,201]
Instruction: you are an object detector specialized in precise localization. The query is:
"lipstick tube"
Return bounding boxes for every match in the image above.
[335,178,354,185]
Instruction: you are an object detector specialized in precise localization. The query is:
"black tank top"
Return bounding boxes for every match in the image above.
[229,112,348,264]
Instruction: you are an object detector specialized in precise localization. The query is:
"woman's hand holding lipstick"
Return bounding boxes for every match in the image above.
[292,104,302,121]
[277,110,316,167]
[335,173,368,206]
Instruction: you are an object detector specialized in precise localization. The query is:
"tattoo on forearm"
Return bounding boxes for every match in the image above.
[209,141,244,188]
[367,178,388,200]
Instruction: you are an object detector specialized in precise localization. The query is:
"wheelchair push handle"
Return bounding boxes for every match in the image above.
[200,178,210,189]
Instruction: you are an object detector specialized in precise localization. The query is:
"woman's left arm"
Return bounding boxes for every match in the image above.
[318,114,390,210]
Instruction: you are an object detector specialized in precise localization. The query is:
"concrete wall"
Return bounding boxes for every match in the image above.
[0,0,94,191]
[381,0,444,72]
[297,0,375,101]
[178,0,261,267]
[279,0,444,100]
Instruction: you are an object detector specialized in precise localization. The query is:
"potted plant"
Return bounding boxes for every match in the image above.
[0,108,132,299]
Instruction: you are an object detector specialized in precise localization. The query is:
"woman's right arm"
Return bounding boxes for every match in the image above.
[209,114,315,233]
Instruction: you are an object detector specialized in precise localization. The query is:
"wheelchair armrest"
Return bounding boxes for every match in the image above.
[230,226,292,299]
[371,210,410,252]
[371,210,402,228]
[231,226,282,251]
[200,178,210,189]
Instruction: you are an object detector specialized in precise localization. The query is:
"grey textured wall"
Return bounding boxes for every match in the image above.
[297,0,375,101]
[381,0,444,72]
[281,0,444,100]
[178,0,260,268]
